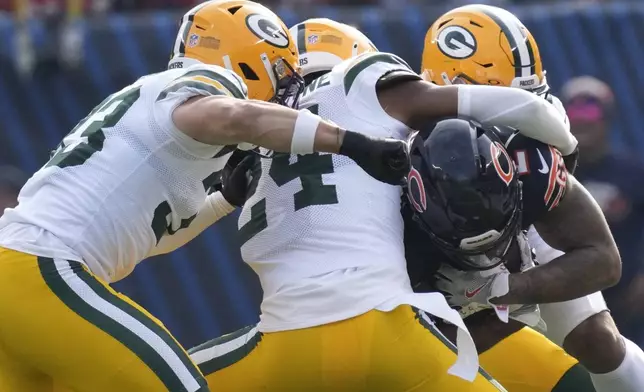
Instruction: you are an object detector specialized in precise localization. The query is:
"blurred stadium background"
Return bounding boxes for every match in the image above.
[1,0,644,351]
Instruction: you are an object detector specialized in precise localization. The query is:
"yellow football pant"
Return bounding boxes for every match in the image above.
[0,247,208,392]
[480,327,595,392]
[192,306,506,392]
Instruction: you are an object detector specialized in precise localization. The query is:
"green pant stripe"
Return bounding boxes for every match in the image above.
[190,326,262,376]
[70,261,205,384]
[38,258,206,392]
[189,325,256,355]
[552,363,596,392]
[413,308,507,391]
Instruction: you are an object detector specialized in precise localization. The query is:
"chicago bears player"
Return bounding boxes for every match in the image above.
[188,17,579,391]
[421,5,644,392]
[405,119,597,391]
[0,2,412,391]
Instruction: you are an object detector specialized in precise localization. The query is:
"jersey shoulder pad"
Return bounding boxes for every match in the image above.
[157,64,248,102]
[340,52,418,95]
[506,132,569,224]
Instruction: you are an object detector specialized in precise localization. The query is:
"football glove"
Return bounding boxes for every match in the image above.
[339,130,410,186]
[220,150,256,208]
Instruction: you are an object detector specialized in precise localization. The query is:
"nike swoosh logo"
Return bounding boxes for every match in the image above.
[465,282,489,299]
[537,149,549,174]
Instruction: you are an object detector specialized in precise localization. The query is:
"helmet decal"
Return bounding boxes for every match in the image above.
[407,167,427,213]
[245,13,290,48]
[490,142,514,186]
[436,25,477,60]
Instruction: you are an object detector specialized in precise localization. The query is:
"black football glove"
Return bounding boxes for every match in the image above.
[220,150,256,208]
[339,130,410,186]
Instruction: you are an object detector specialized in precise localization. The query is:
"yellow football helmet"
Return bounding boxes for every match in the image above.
[289,18,378,81]
[422,5,547,94]
[169,0,303,105]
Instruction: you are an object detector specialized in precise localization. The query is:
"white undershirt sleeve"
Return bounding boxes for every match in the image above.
[147,192,236,257]
[457,85,578,155]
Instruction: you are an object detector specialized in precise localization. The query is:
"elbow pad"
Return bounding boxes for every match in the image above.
[457,85,578,155]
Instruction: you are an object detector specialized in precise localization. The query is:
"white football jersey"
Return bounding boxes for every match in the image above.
[0,63,247,283]
[239,53,421,331]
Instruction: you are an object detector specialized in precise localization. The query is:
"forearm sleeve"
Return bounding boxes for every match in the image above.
[457,85,578,155]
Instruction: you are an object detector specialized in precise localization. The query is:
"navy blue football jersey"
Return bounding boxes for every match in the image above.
[405,127,569,290]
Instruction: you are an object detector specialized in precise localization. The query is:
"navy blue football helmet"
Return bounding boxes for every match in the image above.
[406,119,522,270]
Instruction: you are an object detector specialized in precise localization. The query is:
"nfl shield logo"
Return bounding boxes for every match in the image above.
[307,35,319,45]
[188,33,200,47]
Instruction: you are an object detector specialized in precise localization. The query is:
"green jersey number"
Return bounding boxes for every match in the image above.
[239,104,339,244]
[47,85,141,169]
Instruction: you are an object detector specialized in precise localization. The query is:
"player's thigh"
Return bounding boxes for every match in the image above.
[191,325,271,391]
[193,323,367,392]
[0,339,53,392]
[194,308,505,392]
[0,250,207,392]
[540,292,607,346]
[390,308,505,392]
[480,327,593,392]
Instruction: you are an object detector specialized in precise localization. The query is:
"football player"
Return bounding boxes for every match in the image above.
[405,119,596,391]
[0,2,410,391]
[413,4,644,392]
[188,17,577,391]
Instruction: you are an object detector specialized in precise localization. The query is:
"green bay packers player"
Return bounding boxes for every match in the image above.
[420,4,644,392]
[187,17,579,392]
[0,2,412,391]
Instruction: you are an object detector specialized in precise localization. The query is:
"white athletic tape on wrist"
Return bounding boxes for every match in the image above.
[291,109,321,154]
[208,191,236,217]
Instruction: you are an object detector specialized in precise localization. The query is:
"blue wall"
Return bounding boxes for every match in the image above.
[0,2,643,348]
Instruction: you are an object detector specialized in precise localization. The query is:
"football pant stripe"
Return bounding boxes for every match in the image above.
[189,325,262,376]
[552,363,596,392]
[38,258,206,392]
[414,308,507,391]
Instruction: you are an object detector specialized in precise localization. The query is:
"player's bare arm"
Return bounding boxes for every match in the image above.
[173,95,345,153]
[378,80,577,155]
[492,176,621,304]
[173,95,409,185]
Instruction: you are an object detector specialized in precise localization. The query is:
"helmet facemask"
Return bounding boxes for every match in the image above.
[268,57,305,108]
[413,181,523,271]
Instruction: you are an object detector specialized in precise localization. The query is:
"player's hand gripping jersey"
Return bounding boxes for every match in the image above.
[0,64,247,283]
[238,52,425,331]
[405,126,568,294]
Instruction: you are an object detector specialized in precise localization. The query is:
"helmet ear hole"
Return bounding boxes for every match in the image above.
[227,6,242,15]
[238,63,260,81]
